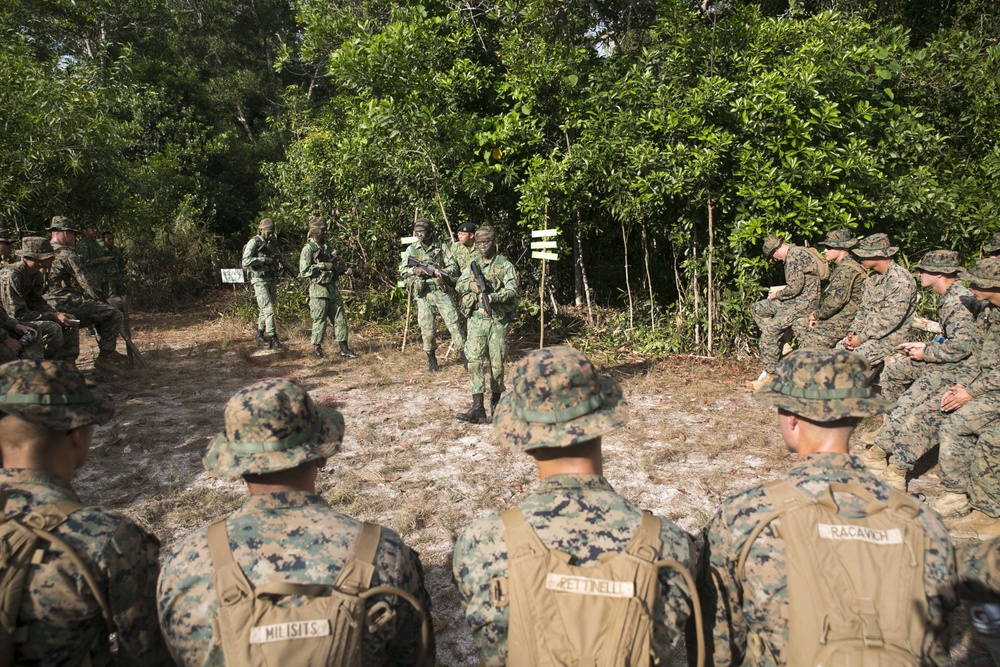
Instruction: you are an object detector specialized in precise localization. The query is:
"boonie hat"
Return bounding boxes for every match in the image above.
[475,225,496,243]
[960,258,1000,290]
[494,346,628,452]
[0,359,114,430]
[258,217,275,231]
[45,216,80,234]
[756,349,893,422]
[19,237,55,260]
[818,229,857,250]
[457,221,477,234]
[983,232,1000,256]
[852,233,898,258]
[762,235,783,258]
[413,218,432,232]
[913,250,962,275]
[308,216,326,230]
[203,378,345,478]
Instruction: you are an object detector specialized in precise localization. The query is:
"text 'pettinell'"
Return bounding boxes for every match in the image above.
[817,523,903,545]
[249,620,332,644]
[545,573,635,598]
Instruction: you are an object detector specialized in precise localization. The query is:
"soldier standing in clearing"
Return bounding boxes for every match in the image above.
[157,378,434,666]
[700,348,956,666]
[241,218,283,351]
[101,231,125,298]
[399,218,465,372]
[0,359,170,665]
[452,346,696,666]
[792,229,866,349]
[456,225,518,423]
[748,235,822,391]
[75,220,112,297]
[299,216,358,360]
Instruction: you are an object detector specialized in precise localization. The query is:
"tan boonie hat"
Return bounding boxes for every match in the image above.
[852,233,898,258]
[757,349,893,422]
[203,378,345,478]
[494,346,628,452]
[913,250,962,275]
[818,229,857,249]
[762,235,783,258]
[19,237,55,260]
[258,218,275,231]
[308,216,326,230]
[983,232,1000,255]
[0,360,113,430]
[45,216,80,234]
[960,258,1000,290]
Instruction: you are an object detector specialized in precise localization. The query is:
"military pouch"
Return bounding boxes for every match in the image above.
[803,246,831,281]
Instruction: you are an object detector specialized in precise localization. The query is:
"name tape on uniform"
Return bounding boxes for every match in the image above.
[530,240,558,249]
[250,619,331,644]
[545,573,635,598]
[220,269,245,284]
[400,236,418,245]
[532,251,559,261]
[531,229,559,238]
[817,523,903,545]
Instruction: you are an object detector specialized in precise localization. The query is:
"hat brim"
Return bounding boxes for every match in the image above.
[45,226,81,234]
[756,384,894,421]
[852,246,898,258]
[4,387,114,430]
[819,240,857,249]
[913,263,961,275]
[493,375,628,452]
[960,268,1000,289]
[984,245,1000,255]
[20,252,54,260]
[203,407,344,477]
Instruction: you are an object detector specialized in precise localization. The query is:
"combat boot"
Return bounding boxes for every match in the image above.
[255,329,267,346]
[314,345,324,359]
[929,492,970,518]
[490,391,503,418]
[946,510,1000,540]
[857,444,888,471]
[745,371,771,392]
[269,335,284,352]
[427,352,438,372]
[457,394,488,424]
[339,340,359,359]
[881,464,908,492]
[94,350,123,376]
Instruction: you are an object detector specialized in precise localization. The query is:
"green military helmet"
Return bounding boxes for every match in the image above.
[19,236,55,260]
[0,359,114,430]
[45,216,80,234]
[983,232,1000,256]
[960,258,1000,290]
[912,249,963,275]
[852,233,898,258]
[494,346,628,452]
[818,229,857,249]
[756,349,893,422]
[761,235,784,258]
[203,378,345,478]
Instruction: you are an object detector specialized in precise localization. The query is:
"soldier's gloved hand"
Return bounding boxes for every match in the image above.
[470,281,480,293]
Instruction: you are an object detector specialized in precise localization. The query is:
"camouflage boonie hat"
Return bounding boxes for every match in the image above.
[762,235,783,258]
[258,217,275,231]
[913,249,962,275]
[818,229,857,249]
[983,232,1000,256]
[852,233,898,258]
[960,258,1000,290]
[494,346,628,452]
[308,216,326,231]
[203,378,345,478]
[757,349,893,422]
[413,218,432,232]
[0,229,14,244]
[45,216,80,234]
[19,237,54,260]
[456,221,477,233]
[475,225,496,243]
[0,360,113,430]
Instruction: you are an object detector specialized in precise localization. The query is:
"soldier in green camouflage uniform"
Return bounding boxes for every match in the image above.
[101,231,125,297]
[0,359,171,665]
[451,221,477,274]
[241,218,283,350]
[44,217,126,373]
[452,346,696,666]
[75,220,112,297]
[879,250,980,402]
[792,229,866,349]
[838,233,917,367]
[749,235,822,389]
[399,219,465,372]
[456,226,518,423]
[0,237,77,362]
[0,228,15,265]
[299,217,358,360]
[700,349,956,666]
[157,377,434,666]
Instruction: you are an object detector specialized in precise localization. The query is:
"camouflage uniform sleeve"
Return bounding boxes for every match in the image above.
[776,247,807,302]
[922,288,981,364]
[78,239,104,270]
[299,243,320,280]
[442,244,459,277]
[242,236,267,270]
[65,251,104,301]
[918,510,958,666]
[1,269,54,321]
[814,263,857,320]
[957,537,1000,600]
[382,541,436,666]
[854,266,916,343]
[104,520,173,666]
[699,509,746,667]
[654,521,696,661]
[452,517,509,667]
[491,258,518,306]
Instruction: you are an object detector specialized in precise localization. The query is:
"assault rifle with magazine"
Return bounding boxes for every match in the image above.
[258,244,296,280]
[406,256,455,282]
[470,260,493,317]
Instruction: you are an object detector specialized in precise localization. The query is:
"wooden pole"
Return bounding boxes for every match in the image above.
[539,258,547,348]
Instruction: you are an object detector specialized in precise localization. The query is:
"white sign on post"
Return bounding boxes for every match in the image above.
[532,229,560,349]
[531,229,559,238]
[532,251,559,261]
[530,240,558,249]
[221,269,245,283]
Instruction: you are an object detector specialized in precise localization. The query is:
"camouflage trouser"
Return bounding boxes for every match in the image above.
[938,393,1000,499]
[465,312,508,395]
[416,288,465,354]
[880,357,925,403]
[47,297,122,355]
[752,299,810,373]
[875,372,955,469]
[251,278,276,336]
[25,320,75,362]
[0,329,45,362]
[969,426,1000,517]
[792,307,856,350]
[837,329,909,368]
[309,288,347,346]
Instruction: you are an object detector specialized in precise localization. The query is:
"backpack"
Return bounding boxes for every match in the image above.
[491,509,704,667]
[207,519,430,667]
[0,491,114,667]
[736,480,929,666]
[803,246,831,281]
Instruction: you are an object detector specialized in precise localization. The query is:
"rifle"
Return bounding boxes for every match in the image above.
[316,246,349,280]
[259,244,296,280]
[407,255,455,282]
[470,260,493,317]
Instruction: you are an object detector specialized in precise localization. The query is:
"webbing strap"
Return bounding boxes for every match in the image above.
[207,519,234,569]
[500,508,548,558]
[332,522,381,594]
[353,522,381,567]
[623,512,663,563]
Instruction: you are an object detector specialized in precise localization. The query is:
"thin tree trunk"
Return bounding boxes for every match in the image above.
[622,222,634,329]
[642,224,655,331]
[692,239,700,347]
[423,150,453,240]
[707,192,715,352]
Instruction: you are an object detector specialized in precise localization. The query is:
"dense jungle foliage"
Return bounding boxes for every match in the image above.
[2,0,998,353]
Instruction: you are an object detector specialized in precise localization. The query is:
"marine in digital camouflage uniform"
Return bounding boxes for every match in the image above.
[0,228,15,265]
[241,217,283,350]
[0,359,170,666]
[749,235,822,387]
[0,237,76,362]
[452,346,696,666]
[985,232,1000,259]
[450,220,478,274]
[838,233,917,367]
[299,217,358,360]
[101,231,125,298]
[792,229,866,349]
[700,349,956,667]
[75,220,112,296]
[44,217,126,373]
[399,219,465,371]
[456,225,518,423]
[879,250,979,403]
[157,378,433,666]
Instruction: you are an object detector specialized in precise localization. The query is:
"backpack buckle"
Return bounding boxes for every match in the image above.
[489,577,509,608]
[366,600,396,634]
[860,599,884,648]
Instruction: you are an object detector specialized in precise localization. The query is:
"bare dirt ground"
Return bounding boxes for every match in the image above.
[73,294,990,665]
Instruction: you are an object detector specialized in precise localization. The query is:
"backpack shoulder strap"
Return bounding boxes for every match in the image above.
[622,511,663,564]
[500,508,552,559]
[736,480,805,582]
[208,518,253,607]
[332,522,381,595]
